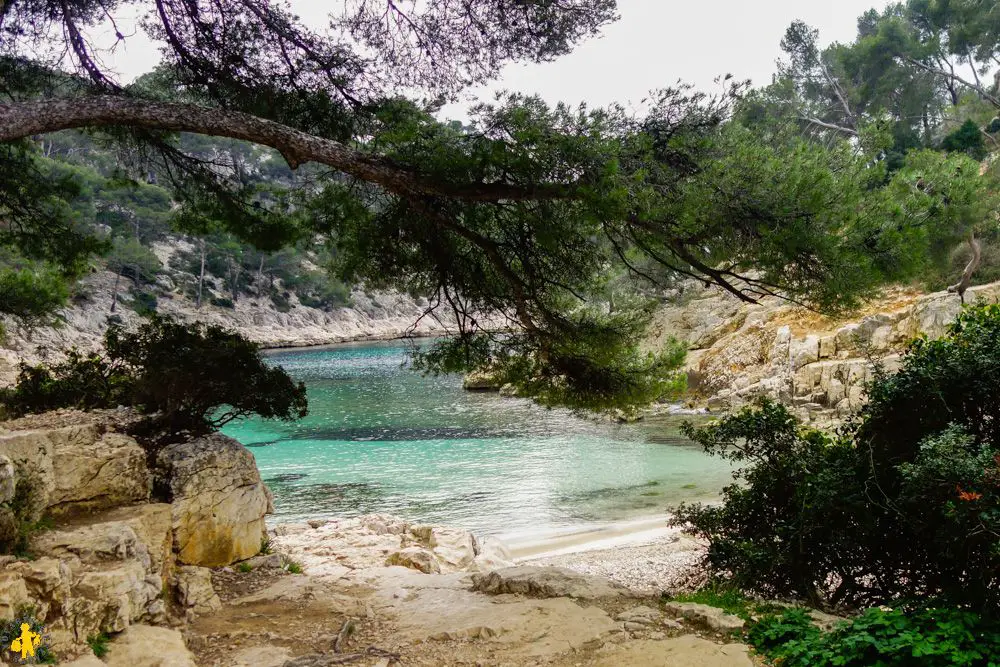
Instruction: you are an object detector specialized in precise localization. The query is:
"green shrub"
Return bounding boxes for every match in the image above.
[749,607,1000,667]
[674,304,1000,612]
[130,289,157,316]
[210,296,235,309]
[0,316,308,438]
[87,632,110,658]
[0,349,131,418]
[0,468,50,556]
[237,561,253,573]
[941,119,988,161]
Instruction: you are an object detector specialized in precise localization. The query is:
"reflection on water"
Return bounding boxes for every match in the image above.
[222,340,734,535]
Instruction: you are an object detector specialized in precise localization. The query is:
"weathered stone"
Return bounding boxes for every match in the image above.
[592,636,752,667]
[462,369,500,391]
[472,536,514,572]
[244,553,282,569]
[102,624,197,667]
[172,566,222,616]
[405,525,478,572]
[61,655,108,667]
[0,454,15,504]
[385,546,440,574]
[662,602,746,632]
[471,566,631,599]
[157,433,271,567]
[616,605,662,625]
[789,335,820,371]
[48,432,151,515]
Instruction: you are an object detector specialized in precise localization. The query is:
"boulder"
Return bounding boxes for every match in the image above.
[472,536,514,572]
[385,546,440,574]
[172,566,222,616]
[662,602,746,632]
[157,434,271,567]
[48,432,151,515]
[405,525,478,572]
[462,369,500,391]
[102,625,197,667]
[471,566,632,599]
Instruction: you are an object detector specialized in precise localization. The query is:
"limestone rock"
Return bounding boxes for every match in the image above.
[616,605,662,626]
[0,454,15,504]
[593,636,752,667]
[472,536,514,572]
[172,566,222,616]
[61,656,108,667]
[405,524,478,572]
[385,546,440,574]
[102,625,197,667]
[48,432,151,515]
[157,433,271,567]
[471,566,632,599]
[662,602,746,632]
[462,369,500,391]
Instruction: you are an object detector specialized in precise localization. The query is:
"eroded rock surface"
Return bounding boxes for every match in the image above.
[157,433,271,567]
[471,565,634,599]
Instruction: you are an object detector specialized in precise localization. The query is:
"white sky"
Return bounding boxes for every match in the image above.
[103,0,893,119]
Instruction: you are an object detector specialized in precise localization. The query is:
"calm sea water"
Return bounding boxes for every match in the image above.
[222,340,734,535]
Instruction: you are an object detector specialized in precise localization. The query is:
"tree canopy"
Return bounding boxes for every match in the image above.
[1,0,997,410]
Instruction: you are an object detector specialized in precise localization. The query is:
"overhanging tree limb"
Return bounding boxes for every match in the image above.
[0,95,578,203]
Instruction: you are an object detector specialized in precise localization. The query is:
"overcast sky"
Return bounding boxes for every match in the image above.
[105,0,892,119]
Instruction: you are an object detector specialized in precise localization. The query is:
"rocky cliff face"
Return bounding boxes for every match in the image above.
[0,411,268,659]
[647,280,1000,422]
[0,268,453,383]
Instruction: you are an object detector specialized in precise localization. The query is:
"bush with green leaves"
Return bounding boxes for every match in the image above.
[0,316,308,438]
[674,304,1000,612]
[749,607,1000,667]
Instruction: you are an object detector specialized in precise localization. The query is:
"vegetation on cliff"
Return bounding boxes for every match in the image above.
[0,316,307,437]
[4,0,1000,412]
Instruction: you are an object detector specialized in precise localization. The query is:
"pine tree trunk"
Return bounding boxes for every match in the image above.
[110,269,121,313]
[196,240,206,309]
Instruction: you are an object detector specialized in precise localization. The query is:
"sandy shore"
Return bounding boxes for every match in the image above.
[502,515,707,594]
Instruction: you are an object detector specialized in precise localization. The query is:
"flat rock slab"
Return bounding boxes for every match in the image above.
[471,566,633,599]
[663,601,746,632]
[389,585,618,658]
[592,636,753,667]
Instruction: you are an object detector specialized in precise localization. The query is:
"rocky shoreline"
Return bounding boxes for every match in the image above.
[0,409,758,667]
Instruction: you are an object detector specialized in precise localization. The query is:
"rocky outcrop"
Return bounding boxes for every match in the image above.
[156,434,272,567]
[0,268,455,386]
[101,624,197,667]
[1,503,172,653]
[471,566,634,599]
[647,280,1000,421]
[0,419,149,520]
[272,514,514,579]
[0,412,275,660]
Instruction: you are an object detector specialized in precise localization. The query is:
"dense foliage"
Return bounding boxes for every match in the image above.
[749,607,1000,667]
[674,304,1000,612]
[3,0,999,411]
[0,316,308,436]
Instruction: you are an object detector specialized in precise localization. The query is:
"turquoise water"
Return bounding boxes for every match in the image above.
[223,340,734,535]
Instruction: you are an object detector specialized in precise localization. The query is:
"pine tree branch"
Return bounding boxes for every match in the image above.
[0,95,578,203]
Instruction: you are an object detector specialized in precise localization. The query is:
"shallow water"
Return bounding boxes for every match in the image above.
[223,340,734,535]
